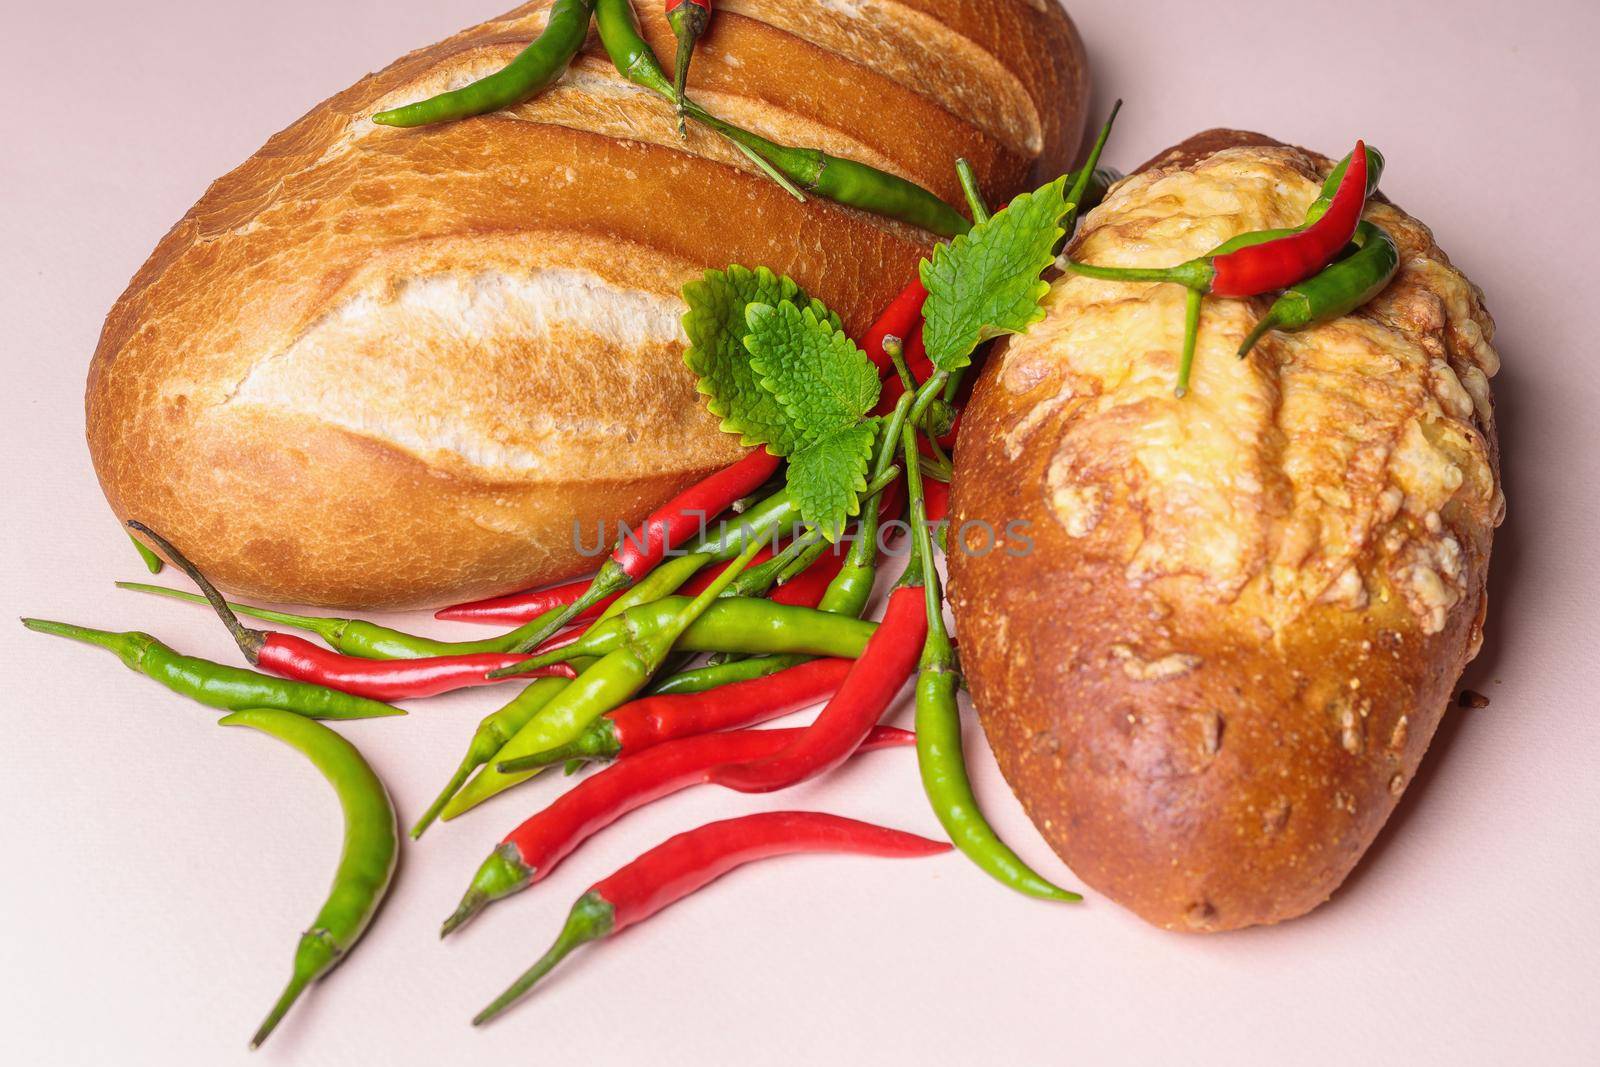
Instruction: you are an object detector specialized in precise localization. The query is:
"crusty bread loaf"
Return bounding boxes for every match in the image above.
[89,0,1088,609]
[947,131,1501,931]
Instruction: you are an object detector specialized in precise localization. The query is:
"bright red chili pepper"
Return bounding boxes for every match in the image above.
[493,657,855,773]
[613,448,781,580]
[862,276,928,374]
[708,583,927,793]
[1068,140,1370,305]
[1209,141,1368,297]
[435,545,778,626]
[253,633,571,701]
[471,810,950,1024]
[443,723,912,936]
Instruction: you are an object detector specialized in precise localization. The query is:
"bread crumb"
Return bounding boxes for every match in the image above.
[1457,689,1490,709]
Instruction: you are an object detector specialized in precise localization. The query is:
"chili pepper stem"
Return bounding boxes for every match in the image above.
[116,581,347,646]
[1064,99,1122,222]
[1065,258,1215,290]
[1175,286,1204,398]
[496,734,599,775]
[126,521,266,660]
[251,971,313,1049]
[955,158,991,224]
[473,892,615,1025]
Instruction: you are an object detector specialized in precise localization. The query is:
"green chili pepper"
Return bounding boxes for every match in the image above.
[646,653,810,696]
[218,709,398,1047]
[900,421,1081,902]
[593,0,968,237]
[127,531,163,574]
[494,595,877,676]
[1237,221,1400,357]
[371,0,598,127]
[20,619,403,719]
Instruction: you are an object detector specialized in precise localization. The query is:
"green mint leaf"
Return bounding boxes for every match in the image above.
[919,175,1070,372]
[682,266,841,456]
[785,419,879,542]
[743,300,880,444]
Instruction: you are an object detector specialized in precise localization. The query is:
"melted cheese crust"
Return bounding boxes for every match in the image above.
[999,146,1499,640]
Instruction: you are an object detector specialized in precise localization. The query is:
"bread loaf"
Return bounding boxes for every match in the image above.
[88,0,1089,608]
[947,130,1501,931]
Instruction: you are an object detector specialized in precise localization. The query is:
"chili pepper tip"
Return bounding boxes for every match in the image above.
[440,892,489,939]
[250,972,312,1049]
[472,892,614,1025]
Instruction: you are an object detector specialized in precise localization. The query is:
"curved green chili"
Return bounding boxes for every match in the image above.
[20,619,403,720]
[372,0,598,127]
[218,709,398,1047]
[1237,221,1400,357]
[593,0,968,237]
[901,421,1080,902]
[494,595,878,676]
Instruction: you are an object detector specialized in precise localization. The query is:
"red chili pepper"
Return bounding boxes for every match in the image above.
[708,583,927,793]
[471,810,949,1024]
[862,276,928,374]
[492,657,854,773]
[252,633,571,701]
[613,448,781,581]
[443,722,910,935]
[1069,139,1370,301]
[126,523,576,701]
[436,545,778,626]
[1209,140,1369,297]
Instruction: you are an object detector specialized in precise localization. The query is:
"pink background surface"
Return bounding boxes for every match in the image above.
[3,1,1597,1063]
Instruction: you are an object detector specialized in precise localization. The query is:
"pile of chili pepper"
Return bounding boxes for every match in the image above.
[19,102,1205,1039]
[1067,141,1399,395]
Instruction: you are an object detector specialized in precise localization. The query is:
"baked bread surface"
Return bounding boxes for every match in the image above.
[89,0,1088,608]
[948,130,1501,931]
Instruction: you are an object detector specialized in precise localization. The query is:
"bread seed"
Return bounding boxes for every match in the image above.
[1199,711,1224,758]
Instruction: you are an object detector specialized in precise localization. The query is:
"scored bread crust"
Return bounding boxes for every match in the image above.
[948,131,1501,932]
[88,0,1088,609]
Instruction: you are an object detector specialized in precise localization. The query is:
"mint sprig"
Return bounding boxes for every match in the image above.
[682,266,841,456]
[919,175,1070,373]
[682,267,882,541]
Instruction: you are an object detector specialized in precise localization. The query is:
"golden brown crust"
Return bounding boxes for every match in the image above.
[948,130,1500,932]
[87,0,1089,609]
